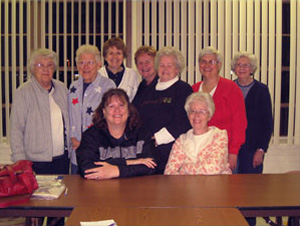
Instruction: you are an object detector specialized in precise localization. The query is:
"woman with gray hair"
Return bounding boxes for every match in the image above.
[192,46,247,172]
[164,92,231,175]
[68,44,115,174]
[10,48,69,174]
[232,51,273,174]
[136,46,192,174]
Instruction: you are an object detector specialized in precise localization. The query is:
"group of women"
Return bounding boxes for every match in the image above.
[10,37,273,179]
[9,37,273,226]
[10,37,273,178]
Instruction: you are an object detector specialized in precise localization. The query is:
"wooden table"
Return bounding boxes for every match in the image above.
[65,207,249,226]
[1,174,300,225]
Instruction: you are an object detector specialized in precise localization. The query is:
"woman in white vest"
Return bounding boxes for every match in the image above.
[98,37,139,102]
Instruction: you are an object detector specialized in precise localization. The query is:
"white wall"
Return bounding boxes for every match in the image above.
[0,143,13,165]
[263,145,300,174]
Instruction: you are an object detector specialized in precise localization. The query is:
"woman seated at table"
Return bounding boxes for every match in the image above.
[76,88,157,179]
[164,92,232,175]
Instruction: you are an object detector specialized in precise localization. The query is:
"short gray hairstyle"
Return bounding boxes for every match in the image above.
[198,46,223,64]
[231,51,258,74]
[184,92,215,120]
[75,44,101,64]
[154,46,185,74]
[28,48,57,75]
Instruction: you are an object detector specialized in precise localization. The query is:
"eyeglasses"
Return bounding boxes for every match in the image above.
[235,63,251,68]
[159,64,175,69]
[35,63,55,69]
[189,109,208,116]
[200,60,218,65]
[78,60,96,67]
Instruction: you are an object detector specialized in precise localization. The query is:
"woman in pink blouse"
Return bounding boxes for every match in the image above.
[164,92,231,175]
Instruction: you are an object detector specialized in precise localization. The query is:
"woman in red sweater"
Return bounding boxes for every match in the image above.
[192,46,247,172]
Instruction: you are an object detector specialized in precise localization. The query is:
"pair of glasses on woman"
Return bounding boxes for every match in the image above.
[199,60,218,65]
[35,63,55,69]
[189,109,208,116]
[78,60,96,67]
[235,63,251,68]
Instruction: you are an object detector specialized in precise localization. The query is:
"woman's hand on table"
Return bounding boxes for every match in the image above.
[126,158,157,169]
[84,162,120,180]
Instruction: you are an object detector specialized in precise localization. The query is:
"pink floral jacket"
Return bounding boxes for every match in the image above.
[164,127,232,175]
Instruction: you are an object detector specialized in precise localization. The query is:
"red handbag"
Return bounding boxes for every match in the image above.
[0,160,38,207]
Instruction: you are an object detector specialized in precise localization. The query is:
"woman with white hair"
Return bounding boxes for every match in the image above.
[164,92,231,175]
[136,46,193,174]
[192,46,247,172]
[10,48,70,175]
[232,51,273,175]
[68,44,115,174]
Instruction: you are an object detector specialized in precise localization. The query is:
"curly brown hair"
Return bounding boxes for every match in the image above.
[92,88,140,131]
[102,37,127,59]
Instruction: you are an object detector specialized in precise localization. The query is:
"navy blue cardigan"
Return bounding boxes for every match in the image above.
[241,79,273,152]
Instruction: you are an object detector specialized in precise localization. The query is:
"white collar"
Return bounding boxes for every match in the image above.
[199,82,217,96]
[156,76,179,91]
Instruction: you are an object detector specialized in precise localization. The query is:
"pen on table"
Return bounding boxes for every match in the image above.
[65,188,68,196]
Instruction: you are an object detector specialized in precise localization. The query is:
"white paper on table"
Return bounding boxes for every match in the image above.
[80,219,117,226]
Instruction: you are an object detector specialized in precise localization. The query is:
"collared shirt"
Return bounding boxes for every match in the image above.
[106,65,125,87]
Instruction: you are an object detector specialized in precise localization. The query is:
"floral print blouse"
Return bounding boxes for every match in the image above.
[164,127,232,175]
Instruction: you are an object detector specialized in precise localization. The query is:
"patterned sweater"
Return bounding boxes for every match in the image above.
[164,127,232,175]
